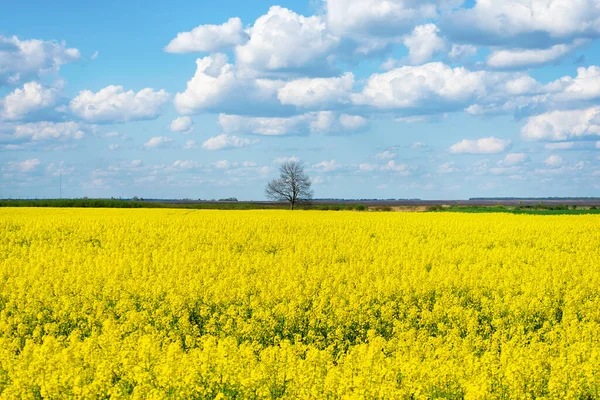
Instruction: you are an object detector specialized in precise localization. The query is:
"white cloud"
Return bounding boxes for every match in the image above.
[172,160,200,169]
[438,161,457,173]
[183,140,198,150]
[450,137,512,154]
[445,0,600,45]
[5,159,41,173]
[13,121,86,141]
[219,112,366,136]
[448,44,477,61]
[499,153,530,166]
[277,73,354,108]
[352,63,499,111]
[143,136,173,149]
[381,160,413,175]
[521,107,600,141]
[109,144,120,151]
[403,24,447,65]
[165,18,248,53]
[358,163,377,172]
[545,142,575,150]
[326,0,463,38]
[0,36,80,85]
[339,114,368,130]
[358,160,413,175]
[201,134,258,151]
[597,141,600,149]
[235,6,338,73]
[70,85,170,123]
[170,116,194,133]
[273,156,300,164]
[174,54,284,115]
[213,160,232,169]
[487,42,582,69]
[375,150,397,160]
[2,81,59,120]
[91,51,99,60]
[219,114,310,136]
[549,66,600,103]
[313,160,339,172]
[545,154,564,166]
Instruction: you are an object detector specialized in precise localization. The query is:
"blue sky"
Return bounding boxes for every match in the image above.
[1,0,600,200]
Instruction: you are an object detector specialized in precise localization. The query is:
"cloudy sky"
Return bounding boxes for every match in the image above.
[1,0,600,200]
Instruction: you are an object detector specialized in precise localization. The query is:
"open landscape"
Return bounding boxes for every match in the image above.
[3,0,600,398]
[2,208,600,398]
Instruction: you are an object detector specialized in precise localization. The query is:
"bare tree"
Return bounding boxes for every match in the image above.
[265,161,313,210]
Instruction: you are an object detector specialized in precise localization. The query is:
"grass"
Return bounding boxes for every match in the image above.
[2,199,599,215]
[429,205,600,215]
[0,199,368,211]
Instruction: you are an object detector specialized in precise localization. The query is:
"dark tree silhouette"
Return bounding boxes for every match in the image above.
[265,161,313,210]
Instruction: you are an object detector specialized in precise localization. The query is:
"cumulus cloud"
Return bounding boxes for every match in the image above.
[450,137,512,154]
[326,0,463,38]
[438,161,457,173]
[352,62,495,112]
[12,121,86,141]
[0,35,80,85]
[5,159,41,173]
[545,142,575,150]
[548,66,600,103]
[277,73,354,108]
[339,114,368,130]
[174,54,286,115]
[143,136,173,149]
[235,6,338,74]
[487,41,583,69]
[201,134,258,151]
[219,114,311,136]
[170,116,194,133]
[219,112,367,136]
[499,153,530,166]
[444,0,600,46]
[375,150,397,160]
[466,65,600,118]
[70,85,170,123]
[545,154,564,166]
[521,107,600,141]
[165,18,248,53]
[183,140,198,150]
[273,156,300,164]
[448,44,478,61]
[403,24,447,65]
[359,160,414,175]
[2,81,60,120]
[312,160,339,172]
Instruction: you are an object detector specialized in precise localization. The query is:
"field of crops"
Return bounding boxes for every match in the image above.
[1,209,599,398]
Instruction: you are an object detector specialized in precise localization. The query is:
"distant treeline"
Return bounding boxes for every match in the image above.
[470,197,600,201]
[0,199,368,211]
[432,204,600,215]
[314,198,422,202]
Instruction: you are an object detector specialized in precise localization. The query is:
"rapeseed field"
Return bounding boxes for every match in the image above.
[1,208,599,399]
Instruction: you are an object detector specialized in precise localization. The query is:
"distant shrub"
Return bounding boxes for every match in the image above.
[355,205,367,211]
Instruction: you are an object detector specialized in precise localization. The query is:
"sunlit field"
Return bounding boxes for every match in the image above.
[1,209,599,398]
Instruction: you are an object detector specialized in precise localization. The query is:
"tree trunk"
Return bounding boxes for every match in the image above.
[290,200,295,210]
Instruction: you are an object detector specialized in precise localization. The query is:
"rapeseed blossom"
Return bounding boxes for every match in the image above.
[0,208,599,398]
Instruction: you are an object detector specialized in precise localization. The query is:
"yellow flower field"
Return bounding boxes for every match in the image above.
[1,208,599,399]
